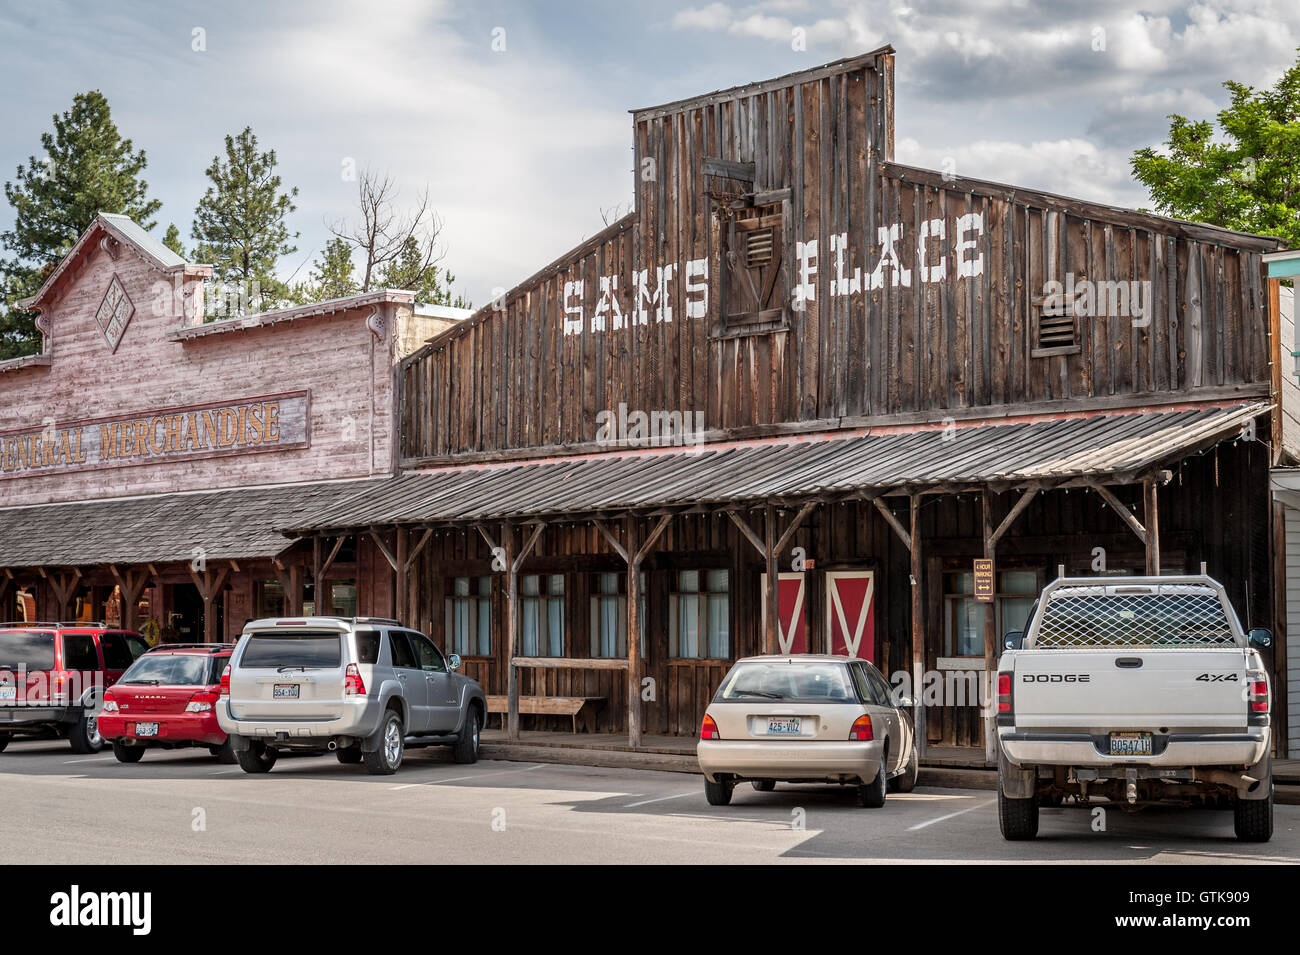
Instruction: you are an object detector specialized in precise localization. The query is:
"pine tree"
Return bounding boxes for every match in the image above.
[162,223,186,259]
[1,90,160,358]
[378,234,471,308]
[289,238,358,305]
[191,127,298,315]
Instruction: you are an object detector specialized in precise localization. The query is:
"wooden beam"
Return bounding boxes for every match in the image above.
[592,519,629,563]
[909,494,926,759]
[395,528,409,624]
[626,517,643,748]
[319,535,346,579]
[989,487,1039,548]
[982,490,997,765]
[1270,277,1283,461]
[1090,484,1147,545]
[1144,479,1161,575]
[405,528,434,571]
[511,523,545,574]
[872,497,912,550]
[633,514,672,565]
[473,523,501,555]
[503,523,521,740]
[703,157,756,181]
[726,510,766,557]
[773,502,816,556]
[764,505,779,656]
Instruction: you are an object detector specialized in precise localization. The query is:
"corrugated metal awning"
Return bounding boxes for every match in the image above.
[280,403,1266,534]
[0,479,387,569]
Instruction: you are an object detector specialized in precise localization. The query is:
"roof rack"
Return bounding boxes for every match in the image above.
[145,643,236,653]
[0,621,106,629]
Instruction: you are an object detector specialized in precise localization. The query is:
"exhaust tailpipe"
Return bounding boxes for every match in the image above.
[1201,769,1259,794]
[327,740,338,751]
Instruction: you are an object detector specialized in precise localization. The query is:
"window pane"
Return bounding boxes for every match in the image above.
[706,569,729,592]
[999,596,1036,635]
[676,595,700,657]
[679,570,699,593]
[476,576,491,597]
[1000,571,1038,594]
[706,594,729,657]
[522,600,539,656]
[954,599,984,656]
[477,600,492,655]
[522,575,540,597]
[454,577,469,597]
[548,599,564,656]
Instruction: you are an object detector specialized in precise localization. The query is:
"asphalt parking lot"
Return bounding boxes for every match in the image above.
[1,739,1295,864]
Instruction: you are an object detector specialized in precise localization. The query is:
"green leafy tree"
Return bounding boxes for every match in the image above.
[0,90,160,358]
[1131,51,1300,247]
[377,234,470,308]
[191,127,298,315]
[162,223,186,259]
[289,237,359,305]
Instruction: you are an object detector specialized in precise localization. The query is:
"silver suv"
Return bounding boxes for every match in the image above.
[217,616,487,775]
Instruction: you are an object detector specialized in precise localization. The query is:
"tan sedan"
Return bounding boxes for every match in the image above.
[697,655,918,807]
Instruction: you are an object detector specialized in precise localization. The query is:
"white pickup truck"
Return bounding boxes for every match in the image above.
[995,575,1273,842]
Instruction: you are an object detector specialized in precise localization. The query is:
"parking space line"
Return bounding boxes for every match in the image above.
[62,756,117,764]
[389,762,545,790]
[907,798,995,831]
[623,791,696,809]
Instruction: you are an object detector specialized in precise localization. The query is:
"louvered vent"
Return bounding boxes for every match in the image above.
[745,228,775,268]
[1037,312,1076,350]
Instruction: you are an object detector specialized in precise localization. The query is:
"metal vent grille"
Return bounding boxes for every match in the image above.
[1034,586,1236,649]
[745,228,775,268]
[1037,311,1076,350]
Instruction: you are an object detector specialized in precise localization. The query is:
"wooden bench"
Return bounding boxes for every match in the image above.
[486,695,605,734]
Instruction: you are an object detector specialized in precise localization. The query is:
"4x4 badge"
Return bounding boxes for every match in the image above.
[95,274,135,353]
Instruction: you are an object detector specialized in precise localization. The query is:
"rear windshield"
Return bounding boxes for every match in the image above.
[99,632,146,669]
[120,653,214,686]
[715,662,858,703]
[0,631,56,671]
[241,631,342,668]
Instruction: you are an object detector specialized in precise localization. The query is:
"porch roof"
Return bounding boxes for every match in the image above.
[280,402,1267,534]
[0,478,387,569]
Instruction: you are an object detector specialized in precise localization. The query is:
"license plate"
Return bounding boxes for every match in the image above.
[767,717,802,736]
[134,722,159,738]
[273,684,300,699]
[1109,732,1152,756]
[0,686,14,701]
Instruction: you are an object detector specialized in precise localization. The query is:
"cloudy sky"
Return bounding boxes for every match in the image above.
[0,0,1295,304]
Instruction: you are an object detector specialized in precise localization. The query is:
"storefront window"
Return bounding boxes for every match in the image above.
[330,581,358,618]
[256,580,286,619]
[588,572,646,658]
[520,574,564,656]
[447,576,492,656]
[670,569,729,659]
[944,570,1039,657]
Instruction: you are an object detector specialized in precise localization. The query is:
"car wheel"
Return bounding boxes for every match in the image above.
[111,740,145,763]
[363,710,404,775]
[890,745,919,794]
[998,788,1040,840]
[453,709,480,765]
[236,741,278,774]
[335,745,363,764]
[705,778,734,806]
[67,709,104,754]
[858,763,887,808]
[0,734,9,753]
[752,779,776,792]
[1234,786,1273,842]
[211,739,239,764]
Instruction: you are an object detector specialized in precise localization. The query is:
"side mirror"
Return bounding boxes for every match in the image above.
[1248,628,1272,649]
[896,696,916,709]
[448,653,463,671]
[1003,631,1024,651]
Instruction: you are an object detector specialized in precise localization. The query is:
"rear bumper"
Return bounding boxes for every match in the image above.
[999,730,1268,768]
[99,711,226,747]
[697,738,884,784]
[217,697,382,744]
[0,705,78,729]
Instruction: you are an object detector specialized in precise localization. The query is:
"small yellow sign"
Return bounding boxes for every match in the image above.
[973,558,995,603]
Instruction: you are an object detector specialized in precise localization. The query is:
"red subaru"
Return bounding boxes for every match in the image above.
[99,644,236,763]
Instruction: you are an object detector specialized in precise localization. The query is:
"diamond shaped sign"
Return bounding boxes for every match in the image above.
[95,274,135,353]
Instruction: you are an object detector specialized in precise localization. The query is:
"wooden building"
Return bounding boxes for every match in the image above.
[284,49,1291,758]
[0,212,467,643]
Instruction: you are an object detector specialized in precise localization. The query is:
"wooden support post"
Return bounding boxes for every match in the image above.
[982,490,997,765]
[626,514,672,747]
[764,504,779,656]
[1143,479,1161,576]
[1090,483,1147,545]
[108,565,148,632]
[395,527,409,623]
[188,564,231,643]
[909,494,926,759]
[504,522,545,741]
[39,568,82,621]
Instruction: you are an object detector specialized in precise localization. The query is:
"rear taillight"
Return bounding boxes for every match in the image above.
[1248,680,1268,713]
[344,663,366,696]
[218,665,231,697]
[101,691,118,713]
[997,671,1012,713]
[849,715,873,741]
[700,714,719,740]
[186,690,219,713]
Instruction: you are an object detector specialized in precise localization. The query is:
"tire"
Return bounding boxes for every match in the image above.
[998,788,1040,840]
[1234,786,1273,843]
[363,710,405,775]
[67,709,104,754]
[705,778,734,806]
[858,763,888,808]
[236,741,278,774]
[111,740,145,763]
[752,779,776,792]
[335,745,362,764]
[890,745,919,794]
[211,739,238,765]
[453,709,480,765]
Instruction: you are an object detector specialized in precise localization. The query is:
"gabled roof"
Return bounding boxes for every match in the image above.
[17,212,210,311]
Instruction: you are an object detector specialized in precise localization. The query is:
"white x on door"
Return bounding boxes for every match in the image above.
[826,570,876,660]
[760,572,808,654]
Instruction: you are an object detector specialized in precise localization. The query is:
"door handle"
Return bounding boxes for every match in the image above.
[1115,658,1143,668]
